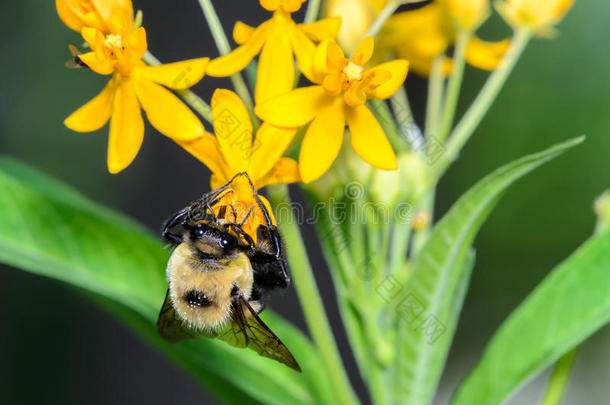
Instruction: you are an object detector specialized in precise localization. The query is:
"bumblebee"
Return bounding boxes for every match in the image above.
[156,173,300,371]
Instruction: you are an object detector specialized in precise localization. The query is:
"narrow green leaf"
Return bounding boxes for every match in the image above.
[0,157,329,405]
[451,226,610,405]
[393,137,584,405]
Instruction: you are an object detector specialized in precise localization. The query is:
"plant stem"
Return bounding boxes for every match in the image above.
[370,100,407,153]
[540,347,579,405]
[268,184,358,405]
[437,32,470,143]
[433,29,531,179]
[304,0,322,24]
[142,52,213,124]
[197,0,255,115]
[390,85,423,152]
[365,0,427,39]
[425,56,445,138]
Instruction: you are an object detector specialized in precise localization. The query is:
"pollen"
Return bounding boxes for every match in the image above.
[104,34,124,49]
[343,61,364,81]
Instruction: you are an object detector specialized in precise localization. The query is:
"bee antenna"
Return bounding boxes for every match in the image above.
[237,172,275,228]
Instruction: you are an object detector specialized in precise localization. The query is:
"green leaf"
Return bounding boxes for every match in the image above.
[0,157,331,405]
[451,226,610,405]
[392,137,584,405]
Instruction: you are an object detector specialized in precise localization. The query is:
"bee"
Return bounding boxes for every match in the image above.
[156,173,300,372]
[65,44,89,69]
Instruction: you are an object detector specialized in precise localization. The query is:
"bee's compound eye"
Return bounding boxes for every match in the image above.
[220,234,237,250]
[190,223,204,239]
[184,290,212,307]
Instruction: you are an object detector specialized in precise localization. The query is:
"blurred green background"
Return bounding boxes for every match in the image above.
[0,1,608,404]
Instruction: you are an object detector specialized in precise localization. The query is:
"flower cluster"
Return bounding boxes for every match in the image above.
[57,0,574,234]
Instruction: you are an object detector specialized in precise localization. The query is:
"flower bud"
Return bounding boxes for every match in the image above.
[439,0,490,31]
[370,151,430,206]
[323,0,382,53]
[495,0,575,36]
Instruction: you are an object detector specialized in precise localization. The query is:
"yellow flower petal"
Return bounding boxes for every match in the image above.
[81,27,101,49]
[465,37,511,71]
[255,25,295,104]
[207,22,270,77]
[352,36,375,67]
[248,123,297,180]
[78,51,114,75]
[108,79,144,174]
[298,17,342,42]
[137,58,209,90]
[211,89,253,172]
[311,39,333,83]
[255,85,328,127]
[176,132,229,180]
[134,77,204,141]
[347,105,397,171]
[257,157,301,188]
[299,98,346,183]
[65,78,115,132]
[366,60,409,100]
[233,21,255,45]
[260,0,280,11]
[289,25,317,81]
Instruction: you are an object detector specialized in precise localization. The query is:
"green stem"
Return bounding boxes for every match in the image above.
[410,189,435,258]
[437,32,470,143]
[142,52,213,123]
[370,100,406,153]
[388,220,412,279]
[365,0,427,39]
[433,29,531,179]
[304,0,322,24]
[268,184,358,405]
[540,347,579,405]
[424,56,445,138]
[390,85,419,151]
[197,0,255,116]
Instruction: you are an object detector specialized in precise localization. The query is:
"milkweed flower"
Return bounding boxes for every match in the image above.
[206,0,341,103]
[56,0,133,34]
[323,0,385,52]
[60,0,209,173]
[495,0,575,36]
[256,37,408,183]
[377,1,510,76]
[177,89,300,236]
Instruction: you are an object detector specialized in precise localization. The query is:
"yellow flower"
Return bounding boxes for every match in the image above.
[62,16,209,173]
[56,0,133,34]
[438,0,489,31]
[255,37,408,183]
[323,0,381,52]
[177,89,300,236]
[206,0,341,104]
[495,0,575,36]
[378,2,510,76]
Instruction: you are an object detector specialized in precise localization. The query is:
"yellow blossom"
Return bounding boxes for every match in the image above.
[56,0,133,34]
[61,10,209,173]
[206,0,341,104]
[323,0,382,52]
[177,89,300,236]
[438,0,489,31]
[378,2,510,76]
[495,0,575,36]
[255,37,408,183]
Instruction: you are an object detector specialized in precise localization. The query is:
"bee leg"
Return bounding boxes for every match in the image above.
[161,209,189,244]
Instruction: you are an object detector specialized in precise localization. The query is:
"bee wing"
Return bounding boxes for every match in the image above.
[156,290,199,343]
[216,295,301,372]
